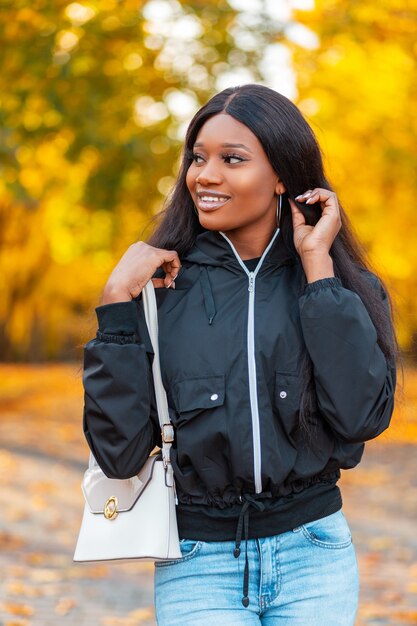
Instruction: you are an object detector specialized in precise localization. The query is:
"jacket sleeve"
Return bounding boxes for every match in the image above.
[82,296,162,479]
[298,274,396,444]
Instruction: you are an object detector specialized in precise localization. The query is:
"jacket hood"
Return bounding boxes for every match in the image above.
[180,228,298,327]
[181,227,297,270]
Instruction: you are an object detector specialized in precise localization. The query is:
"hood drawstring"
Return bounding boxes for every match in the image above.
[199,266,216,325]
[234,492,272,607]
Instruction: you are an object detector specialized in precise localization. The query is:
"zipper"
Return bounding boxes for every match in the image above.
[219,228,280,493]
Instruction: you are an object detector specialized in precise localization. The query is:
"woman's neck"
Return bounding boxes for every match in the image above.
[222,226,277,260]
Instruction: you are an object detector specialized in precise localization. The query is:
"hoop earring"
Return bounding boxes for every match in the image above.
[276,194,282,228]
[193,204,199,216]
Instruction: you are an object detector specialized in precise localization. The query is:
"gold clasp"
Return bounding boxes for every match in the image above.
[104,496,118,520]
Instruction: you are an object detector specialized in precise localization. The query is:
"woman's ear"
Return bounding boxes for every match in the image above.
[275,181,286,196]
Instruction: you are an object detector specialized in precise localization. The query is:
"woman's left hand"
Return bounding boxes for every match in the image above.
[288,188,342,258]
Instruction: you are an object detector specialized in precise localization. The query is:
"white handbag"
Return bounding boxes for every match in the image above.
[73,280,182,562]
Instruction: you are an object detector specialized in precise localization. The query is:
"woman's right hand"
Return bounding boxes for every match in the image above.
[101,242,182,304]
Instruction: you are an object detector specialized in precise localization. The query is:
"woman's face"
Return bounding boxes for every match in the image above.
[186,113,285,234]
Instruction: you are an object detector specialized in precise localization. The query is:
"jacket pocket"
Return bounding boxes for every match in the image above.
[172,374,225,427]
[274,371,303,444]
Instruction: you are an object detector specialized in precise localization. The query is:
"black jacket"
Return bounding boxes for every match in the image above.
[82,227,396,605]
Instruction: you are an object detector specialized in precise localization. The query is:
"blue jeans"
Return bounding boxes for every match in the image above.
[154,509,359,625]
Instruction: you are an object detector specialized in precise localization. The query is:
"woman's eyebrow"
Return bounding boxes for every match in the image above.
[193,141,253,153]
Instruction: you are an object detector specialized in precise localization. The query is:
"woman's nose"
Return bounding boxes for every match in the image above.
[195,160,223,185]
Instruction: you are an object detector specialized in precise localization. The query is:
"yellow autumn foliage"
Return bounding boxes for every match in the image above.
[290,0,417,350]
[0,0,415,360]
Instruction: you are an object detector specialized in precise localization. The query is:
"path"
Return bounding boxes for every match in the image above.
[0,364,416,625]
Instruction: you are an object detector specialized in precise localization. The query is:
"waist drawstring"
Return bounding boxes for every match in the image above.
[233,492,272,607]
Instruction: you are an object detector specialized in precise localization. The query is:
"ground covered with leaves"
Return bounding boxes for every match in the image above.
[0,364,416,625]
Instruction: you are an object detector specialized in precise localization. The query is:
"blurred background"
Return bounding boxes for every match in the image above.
[0,0,416,624]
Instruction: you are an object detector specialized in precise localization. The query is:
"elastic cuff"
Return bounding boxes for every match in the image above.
[304,276,342,294]
[95,300,138,335]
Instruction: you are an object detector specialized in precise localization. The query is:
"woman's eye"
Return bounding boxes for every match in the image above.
[224,154,245,164]
[191,153,245,165]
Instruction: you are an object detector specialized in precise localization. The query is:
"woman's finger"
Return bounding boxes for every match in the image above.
[295,188,338,211]
[289,198,307,229]
[165,273,177,289]
[306,190,330,206]
[151,277,167,289]
[295,189,313,199]
[161,253,182,287]
[305,192,320,204]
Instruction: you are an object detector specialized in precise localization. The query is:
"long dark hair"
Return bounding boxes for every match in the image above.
[145,83,402,438]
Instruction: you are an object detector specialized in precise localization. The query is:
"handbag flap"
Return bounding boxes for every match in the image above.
[81,453,160,514]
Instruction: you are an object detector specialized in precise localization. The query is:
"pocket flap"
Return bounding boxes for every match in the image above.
[81,453,160,514]
[174,375,225,412]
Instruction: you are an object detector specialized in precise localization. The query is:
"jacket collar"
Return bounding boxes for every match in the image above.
[182,227,297,271]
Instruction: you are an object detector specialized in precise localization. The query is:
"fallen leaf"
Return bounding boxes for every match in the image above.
[128,607,154,620]
[2,602,34,616]
[392,610,417,624]
[0,532,26,550]
[6,581,44,597]
[55,597,77,615]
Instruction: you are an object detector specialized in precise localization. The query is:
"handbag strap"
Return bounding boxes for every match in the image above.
[141,280,174,477]
[88,280,175,489]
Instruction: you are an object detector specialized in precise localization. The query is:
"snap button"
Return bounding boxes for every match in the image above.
[210,393,218,401]
[279,391,287,399]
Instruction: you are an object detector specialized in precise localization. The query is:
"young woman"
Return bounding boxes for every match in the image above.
[82,84,399,625]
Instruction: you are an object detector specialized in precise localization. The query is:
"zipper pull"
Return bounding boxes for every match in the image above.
[248,272,255,292]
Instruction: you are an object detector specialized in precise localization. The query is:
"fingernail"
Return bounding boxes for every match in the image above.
[295,195,302,200]
[166,280,173,288]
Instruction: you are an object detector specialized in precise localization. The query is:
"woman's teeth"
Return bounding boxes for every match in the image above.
[200,196,228,202]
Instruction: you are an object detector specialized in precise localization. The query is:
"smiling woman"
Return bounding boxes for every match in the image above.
[186,114,284,247]
[82,84,400,625]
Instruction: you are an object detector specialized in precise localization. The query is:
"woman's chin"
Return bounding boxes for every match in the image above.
[197,213,230,231]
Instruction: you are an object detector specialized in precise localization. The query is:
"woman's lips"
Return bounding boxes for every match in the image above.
[196,196,231,211]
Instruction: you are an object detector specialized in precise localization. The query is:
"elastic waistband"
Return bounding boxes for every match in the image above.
[176,482,342,542]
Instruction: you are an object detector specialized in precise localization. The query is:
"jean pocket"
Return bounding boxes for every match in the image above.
[295,510,353,549]
[154,538,203,567]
